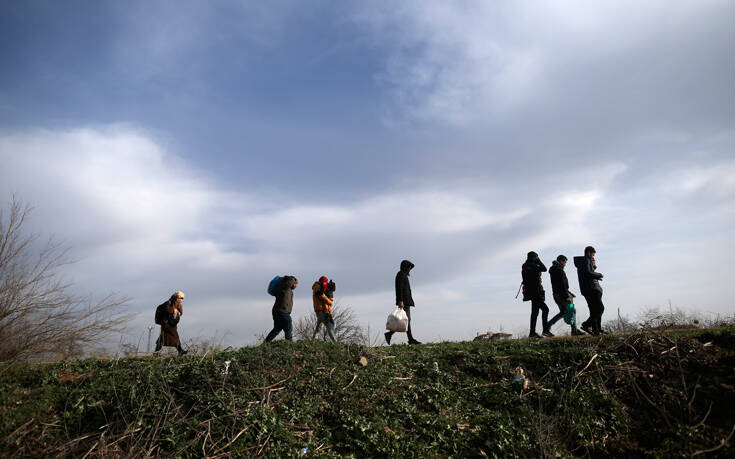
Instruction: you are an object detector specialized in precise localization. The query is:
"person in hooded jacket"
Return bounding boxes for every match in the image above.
[154,291,188,356]
[547,255,585,336]
[265,276,298,342]
[574,246,605,335]
[311,276,337,342]
[385,260,421,345]
[522,251,553,338]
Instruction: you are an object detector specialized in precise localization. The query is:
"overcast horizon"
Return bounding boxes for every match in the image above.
[2,1,734,348]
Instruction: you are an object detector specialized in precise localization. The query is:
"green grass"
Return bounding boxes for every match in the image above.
[1,328,734,457]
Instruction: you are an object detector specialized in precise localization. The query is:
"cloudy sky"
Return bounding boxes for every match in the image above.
[1,0,734,347]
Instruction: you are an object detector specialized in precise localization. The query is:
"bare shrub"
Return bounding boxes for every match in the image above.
[0,196,131,362]
[603,306,735,333]
[603,308,638,333]
[294,303,370,344]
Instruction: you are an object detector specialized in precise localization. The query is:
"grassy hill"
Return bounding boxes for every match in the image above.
[1,328,734,457]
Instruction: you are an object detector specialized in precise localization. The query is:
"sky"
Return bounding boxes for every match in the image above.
[1,0,734,347]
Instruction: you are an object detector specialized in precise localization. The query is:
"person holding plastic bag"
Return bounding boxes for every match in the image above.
[385,260,422,345]
[547,255,585,336]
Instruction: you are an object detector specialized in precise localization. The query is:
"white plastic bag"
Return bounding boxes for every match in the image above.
[386,308,409,332]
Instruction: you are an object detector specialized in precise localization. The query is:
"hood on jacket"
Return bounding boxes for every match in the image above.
[400,259,415,275]
[574,256,590,268]
[551,260,563,269]
[318,276,328,293]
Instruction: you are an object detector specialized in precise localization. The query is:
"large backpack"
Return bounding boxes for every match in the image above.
[154,303,166,325]
[268,276,282,296]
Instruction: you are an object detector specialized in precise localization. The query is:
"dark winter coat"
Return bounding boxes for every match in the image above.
[549,260,572,300]
[522,258,547,301]
[273,276,297,314]
[574,256,603,296]
[395,260,415,307]
[155,302,181,347]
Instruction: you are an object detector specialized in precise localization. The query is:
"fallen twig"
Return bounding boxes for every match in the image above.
[342,373,358,390]
[576,353,599,378]
[460,382,499,390]
[692,423,735,456]
[212,426,251,455]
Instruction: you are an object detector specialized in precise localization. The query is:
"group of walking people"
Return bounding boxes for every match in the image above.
[521,246,606,338]
[152,246,607,354]
[262,259,422,345]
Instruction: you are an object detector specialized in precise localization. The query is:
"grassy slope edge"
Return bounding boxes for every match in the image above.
[1,328,734,457]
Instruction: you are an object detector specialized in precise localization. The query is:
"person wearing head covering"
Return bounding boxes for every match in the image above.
[385,260,421,345]
[154,291,188,356]
[522,251,552,338]
[547,255,585,336]
[311,276,337,342]
[574,246,605,335]
[264,276,298,342]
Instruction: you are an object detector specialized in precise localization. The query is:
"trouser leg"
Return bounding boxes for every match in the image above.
[265,311,284,342]
[325,319,337,342]
[283,313,293,341]
[582,295,593,329]
[548,296,566,327]
[312,313,324,339]
[591,292,604,333]
[540,301,549,330]
[405,306,414,341]
[530,300,540,333]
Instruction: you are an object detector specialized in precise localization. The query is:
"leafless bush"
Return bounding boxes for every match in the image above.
[603,308,638,333]
[638,306,701,330]
[603,306,735,333]
[294,303,370,344]
[182,330,231,355]
[0,196,132,362]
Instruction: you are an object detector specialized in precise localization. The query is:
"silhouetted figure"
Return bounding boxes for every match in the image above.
[574,246,605,335]
[265,276,298,342]
[154,291,188,356]
[385,260,421,345]
[522,252,552,338]
[547,255,585,336]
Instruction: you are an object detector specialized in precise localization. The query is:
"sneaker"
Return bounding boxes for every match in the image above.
[571,328,586,336]
[384,332,392,345]
[598,329,608,335]
[177,349,188,356]
[529,332,542,338]
[542,329,554,338]
[408,339,422,345]
[580,323,595,335]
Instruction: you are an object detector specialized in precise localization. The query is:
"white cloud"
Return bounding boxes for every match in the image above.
[2,126,732,346]
[357,0,733,125]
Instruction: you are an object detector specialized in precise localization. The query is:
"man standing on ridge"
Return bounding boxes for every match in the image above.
[265,276,298,342]
[385,260,421,345]
[574,246,605,335]
[522,251,553,338]
[547,255,585,336]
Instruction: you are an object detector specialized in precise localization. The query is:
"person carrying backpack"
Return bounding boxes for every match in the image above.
[154,291,188,356]
[385,259,421,345]
[547,255,585,336]
[574,246,605,335]
[264,275,298,342]
[521,252,553,338]
[311,276,337,342]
